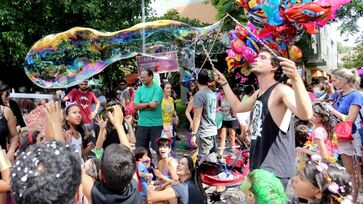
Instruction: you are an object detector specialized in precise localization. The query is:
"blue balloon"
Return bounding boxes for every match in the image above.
[261,0,284,26]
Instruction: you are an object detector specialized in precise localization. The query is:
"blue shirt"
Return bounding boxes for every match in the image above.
[332,90,362,115]
[137,162,149,199]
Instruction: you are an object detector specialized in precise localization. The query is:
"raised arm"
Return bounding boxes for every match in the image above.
[95,116,108,149]
[107,105,130,149]
[213,68,256,113]
[44,101,64,142]
[279,57,312,120]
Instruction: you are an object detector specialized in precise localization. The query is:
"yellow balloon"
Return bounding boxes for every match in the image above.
[288,45,303,61]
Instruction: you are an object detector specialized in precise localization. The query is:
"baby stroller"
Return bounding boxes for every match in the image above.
[195,135,250,203]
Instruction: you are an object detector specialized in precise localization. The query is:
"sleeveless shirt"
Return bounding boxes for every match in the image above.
[249,83,296,178]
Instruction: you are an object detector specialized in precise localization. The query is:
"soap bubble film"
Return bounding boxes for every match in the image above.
[24,20,223,88]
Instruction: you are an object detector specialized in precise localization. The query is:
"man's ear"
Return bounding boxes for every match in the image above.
[314,188,322,200]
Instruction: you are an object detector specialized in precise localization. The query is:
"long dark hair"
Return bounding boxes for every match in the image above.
[182,155,195,181]
[0,81,9,106]
[62,104,89,139]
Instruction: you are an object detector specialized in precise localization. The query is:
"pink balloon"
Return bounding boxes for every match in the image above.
[241,46,257,64]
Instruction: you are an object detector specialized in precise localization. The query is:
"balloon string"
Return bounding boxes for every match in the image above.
[226,13,278,58]
[197,15,228,71]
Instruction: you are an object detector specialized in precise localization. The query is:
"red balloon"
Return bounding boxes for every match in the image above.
[284,2,331,23]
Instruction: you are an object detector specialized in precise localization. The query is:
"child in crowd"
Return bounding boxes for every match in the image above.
[84,158,101,180]
[296,102,338,163]
[134,147,153,202]
[292,155,353,203]
[153,132,179,186]
[63,103,93,161]
[240,169,288,204]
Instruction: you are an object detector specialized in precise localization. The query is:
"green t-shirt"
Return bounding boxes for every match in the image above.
[134,83,163,126]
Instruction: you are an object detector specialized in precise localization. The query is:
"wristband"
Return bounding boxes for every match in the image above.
[146,102,150,108]
[220,82,228,87]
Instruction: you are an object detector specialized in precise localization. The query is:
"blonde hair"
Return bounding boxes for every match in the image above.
[331,68,360,89]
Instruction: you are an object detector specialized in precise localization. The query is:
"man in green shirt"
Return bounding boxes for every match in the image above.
[134,69,164,151]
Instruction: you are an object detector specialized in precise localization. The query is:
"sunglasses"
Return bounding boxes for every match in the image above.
[120,84,126,86]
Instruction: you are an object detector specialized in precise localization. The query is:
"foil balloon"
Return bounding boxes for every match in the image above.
[226,49,243,73]
[228,29,239,41]
[231,39,245,54]
[24,20,223,88]
[243,0,267,30]
[241,46,258,64]
[288,45,303,61]
[284,2,332,23]
[261,0,284,26]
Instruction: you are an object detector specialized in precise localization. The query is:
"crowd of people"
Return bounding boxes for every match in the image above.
[0,48,361,203]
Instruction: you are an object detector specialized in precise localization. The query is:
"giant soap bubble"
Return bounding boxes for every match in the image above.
[24,20,223,88]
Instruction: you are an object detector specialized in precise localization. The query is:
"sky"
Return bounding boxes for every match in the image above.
[150,0,204,16]
[331,18,363,47]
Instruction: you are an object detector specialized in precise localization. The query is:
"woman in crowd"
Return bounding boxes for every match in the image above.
[147,155,205,204]
[161,82,178,145]
[292,155,352,203]
[0,81,26,128]
[328,68,362,202]
[0,100,18,163]
[218,88,239,155]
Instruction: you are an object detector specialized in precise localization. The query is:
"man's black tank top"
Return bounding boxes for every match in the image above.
[249,82,295,178]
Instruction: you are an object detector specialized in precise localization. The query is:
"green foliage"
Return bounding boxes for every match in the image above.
[335,0,363,35]
[342,45,363,69]
[209,0,247,31]
[337,42,351,54]
[0,0,152,87]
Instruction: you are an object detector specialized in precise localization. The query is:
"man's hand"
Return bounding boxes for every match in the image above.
[107,105,124,128]
[278,57,299,81]
[213,68,228,85]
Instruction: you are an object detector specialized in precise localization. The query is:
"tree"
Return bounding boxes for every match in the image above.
[342,45,363,69]
[337,42,351,54]
[208,0,247,31]
[335,0,363,35]
[0,0,152,88]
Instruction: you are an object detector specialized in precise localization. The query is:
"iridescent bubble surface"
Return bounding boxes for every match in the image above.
[24,20,222,88]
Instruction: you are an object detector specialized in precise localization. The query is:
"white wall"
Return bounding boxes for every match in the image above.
[317,24,338,73]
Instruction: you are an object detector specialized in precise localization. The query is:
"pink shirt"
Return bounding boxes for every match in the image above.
[311,126,333,157]
[66,89,99,124]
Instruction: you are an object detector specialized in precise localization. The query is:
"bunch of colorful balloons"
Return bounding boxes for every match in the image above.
[226,0,351,74]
